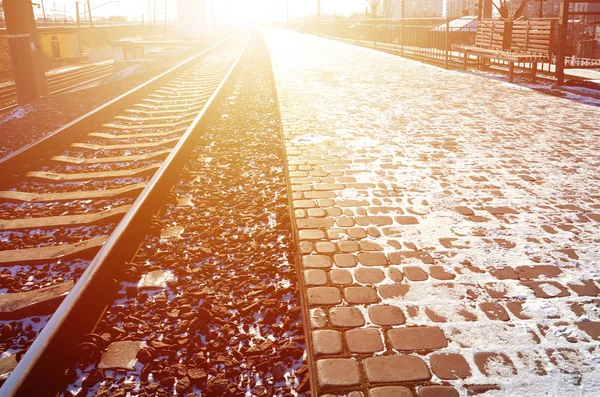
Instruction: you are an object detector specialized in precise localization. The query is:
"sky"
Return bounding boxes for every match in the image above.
[31,0,369,23]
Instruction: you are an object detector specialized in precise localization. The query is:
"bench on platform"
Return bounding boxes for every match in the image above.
[453,19,555,82]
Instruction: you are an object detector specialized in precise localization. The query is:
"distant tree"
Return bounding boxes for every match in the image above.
[382,0,394,19]
[368,0,379,17]
[493,0,528,20]
[493,0,529,49]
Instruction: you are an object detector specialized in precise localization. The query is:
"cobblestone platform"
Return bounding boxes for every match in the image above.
[261,28,600,397]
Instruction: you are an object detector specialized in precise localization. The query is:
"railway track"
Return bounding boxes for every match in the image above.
[0,31,255,395]
[0,62,114,113]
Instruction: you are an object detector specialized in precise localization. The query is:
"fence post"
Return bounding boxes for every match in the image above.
[87,0,93,27]
[374,20,377,49]
[445,18,450,69]
[556,0,568,85]
[75,2,80,28]
[401,18,404,56]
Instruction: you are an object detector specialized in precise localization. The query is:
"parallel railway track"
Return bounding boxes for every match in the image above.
[0,30,253,395]
[0,63,114,113]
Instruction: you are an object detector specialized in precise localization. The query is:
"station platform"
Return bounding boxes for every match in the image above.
[260,28,600,397]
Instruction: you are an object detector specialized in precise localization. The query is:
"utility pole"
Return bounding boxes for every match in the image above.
[3,0,48,104]
[539,0,544,17]
[41,0,47,20]
[76,1,80,27]
[153,0,156,39]
[317,0,321,19]
[164,0,167,39]
[87,0,93,27]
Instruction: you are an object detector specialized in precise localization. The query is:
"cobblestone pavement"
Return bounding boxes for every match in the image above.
[260,28,600,397]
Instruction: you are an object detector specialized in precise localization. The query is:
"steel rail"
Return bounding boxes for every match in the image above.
[0,33,235,184]
[0,64,114,110]
[0,29,251,397]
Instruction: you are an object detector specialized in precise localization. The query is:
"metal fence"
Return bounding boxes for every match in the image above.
[299,17,600,82]
[301,18,476,70]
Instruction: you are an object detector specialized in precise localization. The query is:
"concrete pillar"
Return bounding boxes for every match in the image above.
[4,0,47,105]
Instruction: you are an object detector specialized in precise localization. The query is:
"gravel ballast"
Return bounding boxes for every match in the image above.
[63,33,308,397]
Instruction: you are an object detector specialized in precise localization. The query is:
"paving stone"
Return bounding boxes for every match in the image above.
[489,266,520,280]
[466,385,502,395]
[568,280,600,296]
[479,302,510,321]
[348,227,368,238]
[293,199,316,209]
[403,266,428,281]
[348,392,364,397]
[305,191,337,199]
[338,240,359,252]
[454,206,474,216]
[345,328,384,353]
[313,330,343,356]
[297,217,335,229]
[522,281,571,298]
[356,216,393,226]
[388,251,434,265]
[367,226,382,237]
[316,241,337,253]
[388,267,404,282]
[505,301,532,319]
[369,305,406,325]
[420,386,459,397]
[302,255,332,268]
[378,283,410,299]
[516,265,562,279]
[326,208,343,217]
[329,306,365,327]
[334,254,357,268]
[330,269,353,285]
[429,353,472,379]
[304,269,328,286]
[364,355,431,382]
[344,286,380,304]
[335,217,355,227]
[484,206,518,215]
[429,266,455,280]
[316,358,361,388]
[576,322,600,341]
[387,327,448,351]
[307,287,342,305]
[310,308,328,328]
[358,252,388,266]
[473,352,517,376]
[369,386,414,397]
[299,229,326,240]
[355,268,385,284]
[395,216,419,225]
[299,241,314,254]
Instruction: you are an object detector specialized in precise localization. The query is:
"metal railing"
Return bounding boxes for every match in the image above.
[301,18,477,70]
[300,18,600,81]
[0,21,142,29]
